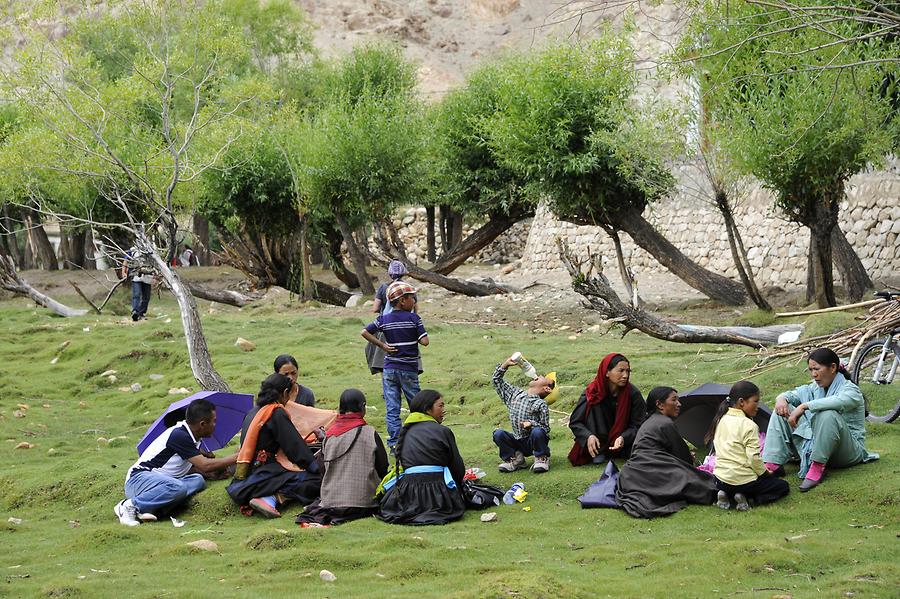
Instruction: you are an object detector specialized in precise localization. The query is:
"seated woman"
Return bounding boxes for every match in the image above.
[568,353,646,465]
[762,347,878,492]
[274,354,316,407]
[616,386,717,518]
[296,389,389,526]
[378,390,466,525]
[226,373,322,518]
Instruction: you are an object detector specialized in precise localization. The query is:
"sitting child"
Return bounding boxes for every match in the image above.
[491,354,556,473]
[707,381,789,511]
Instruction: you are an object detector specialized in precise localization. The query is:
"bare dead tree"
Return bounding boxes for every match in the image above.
[0,4,259,392]
[557,238,802,347]
[0,254,87,317]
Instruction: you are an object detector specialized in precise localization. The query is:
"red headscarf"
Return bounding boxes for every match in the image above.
[568,353,633,465]
[325,412,368,438]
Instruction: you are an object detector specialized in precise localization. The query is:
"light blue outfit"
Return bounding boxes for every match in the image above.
[762,373,878,478]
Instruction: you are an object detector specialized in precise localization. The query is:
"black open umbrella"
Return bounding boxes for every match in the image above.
[676,382,771,449]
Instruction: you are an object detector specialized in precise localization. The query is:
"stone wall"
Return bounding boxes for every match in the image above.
[519,163,900,289]
[380,206,531,265]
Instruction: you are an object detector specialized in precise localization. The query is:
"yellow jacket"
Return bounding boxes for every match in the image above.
[713,408,766,485]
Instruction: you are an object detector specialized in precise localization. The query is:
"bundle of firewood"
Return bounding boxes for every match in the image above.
[752,299,900,374]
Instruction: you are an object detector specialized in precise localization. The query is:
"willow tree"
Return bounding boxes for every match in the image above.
[480,38,747,305]
[689,2,896,306]
[0,0,298,390]
[427,61,537,275]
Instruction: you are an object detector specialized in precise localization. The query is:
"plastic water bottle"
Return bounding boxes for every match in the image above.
[510,352,538,380]
[503,482,525,505]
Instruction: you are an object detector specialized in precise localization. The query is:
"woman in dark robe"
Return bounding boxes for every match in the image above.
[296,389,389,526]
[616,386,717,518]
[226,373,322,518]
[378,389,466,525]
[568,353,646,465]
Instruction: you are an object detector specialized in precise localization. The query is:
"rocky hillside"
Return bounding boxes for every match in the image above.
[298,0,613,97]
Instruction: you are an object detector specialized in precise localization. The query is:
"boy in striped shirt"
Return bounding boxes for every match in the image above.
[361,281,429,448]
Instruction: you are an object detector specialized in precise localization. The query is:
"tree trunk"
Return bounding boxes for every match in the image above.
[299,219,314,301]
[715,190,771,310]
[57,228,72,269]
[832,224,872,302]
[604,207,747,306]
[431,208,528,275]
[806,238,816,304]
[439,204,451,252]
[809,224,836,307]
[603,224,636,304]
[450,211,464,250]
[25,214,58,271]
[324,227,360,289]
[0,255,87,317]
[192,211,210,266]
[182,280,260,307]
[69,230,87,269]
[1,206,24,268]
[23,232,34,270]
[373,219,518,296]
[557,240,800,348]
[147,245,229,392]
[426,205,436,262]
[335,211,374,295]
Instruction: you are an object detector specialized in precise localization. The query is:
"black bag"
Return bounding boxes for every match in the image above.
[462,481,504,510]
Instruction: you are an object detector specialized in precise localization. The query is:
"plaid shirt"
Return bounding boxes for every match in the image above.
[492,364,550,440]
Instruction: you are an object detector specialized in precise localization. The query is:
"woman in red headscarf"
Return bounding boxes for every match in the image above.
[568,353,647,466]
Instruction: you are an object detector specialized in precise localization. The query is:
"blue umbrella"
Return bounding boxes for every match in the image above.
[136,391,254,454]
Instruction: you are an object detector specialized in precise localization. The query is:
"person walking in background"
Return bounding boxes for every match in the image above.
[361,281,429,449]
[707,381,789,511]
[122,244,156,321]
[491,354,556,473]
[366,259,419,374]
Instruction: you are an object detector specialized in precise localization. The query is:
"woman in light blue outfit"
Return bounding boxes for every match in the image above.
[762,347,878,492]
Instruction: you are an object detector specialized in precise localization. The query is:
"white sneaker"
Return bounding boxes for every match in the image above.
[137,511,157,522]
[715,490,731,510]
[531,456,550,473]
[734,493,751,512]
[114,499,140,527]
[498,451,526,473]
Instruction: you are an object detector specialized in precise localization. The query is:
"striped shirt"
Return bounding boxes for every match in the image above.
[492,365,551,439]
[127,421,201,480]
[365,310,427,372]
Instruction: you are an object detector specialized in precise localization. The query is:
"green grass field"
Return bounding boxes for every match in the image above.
[1,292,897,599]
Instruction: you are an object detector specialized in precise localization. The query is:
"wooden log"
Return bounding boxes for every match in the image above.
[775,298,884,318]
[0,255,87,317]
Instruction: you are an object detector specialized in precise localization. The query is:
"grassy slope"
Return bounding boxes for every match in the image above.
[1,295,897,599]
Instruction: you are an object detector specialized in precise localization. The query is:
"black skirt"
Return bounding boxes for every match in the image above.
[377,472,466,526]
[226,463,321,506]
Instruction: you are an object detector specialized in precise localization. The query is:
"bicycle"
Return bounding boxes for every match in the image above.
[850,290,900,423]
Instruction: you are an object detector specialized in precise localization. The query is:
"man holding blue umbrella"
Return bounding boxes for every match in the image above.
[115,399,238,526]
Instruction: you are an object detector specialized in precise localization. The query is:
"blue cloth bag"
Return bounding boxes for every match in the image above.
[578,460,621,509]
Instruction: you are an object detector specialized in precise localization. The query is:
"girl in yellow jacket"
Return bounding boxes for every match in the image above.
[707,381,789,511]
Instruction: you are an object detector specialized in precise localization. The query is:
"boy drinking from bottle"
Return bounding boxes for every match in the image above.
[492,354,556,473]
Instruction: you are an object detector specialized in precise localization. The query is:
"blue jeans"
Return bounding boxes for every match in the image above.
[131,280,151,317]
[125,470,206,515]
[493,428,550,459]
[382,368,421,447]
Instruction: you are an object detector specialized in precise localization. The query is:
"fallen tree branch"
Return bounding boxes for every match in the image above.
[69,279,101,314]
[372,219,519,297]
[557,239,800,348]
[775,298,884,317]
[182,280,262,308]
[0,255,88,317]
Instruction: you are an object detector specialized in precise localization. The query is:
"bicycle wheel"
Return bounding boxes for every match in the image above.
[851,339,900,423]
